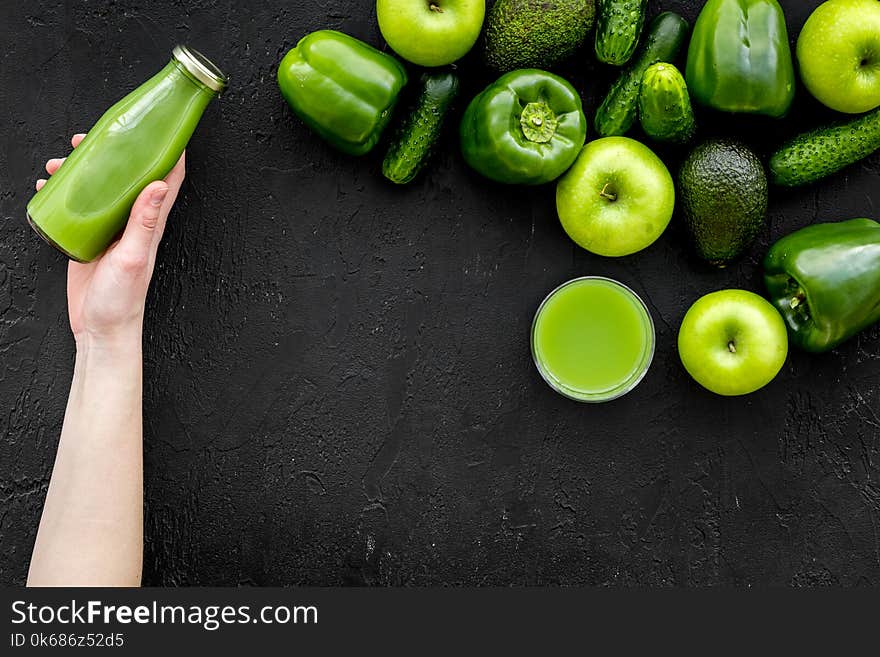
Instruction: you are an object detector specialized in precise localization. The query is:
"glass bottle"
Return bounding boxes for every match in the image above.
[27,46,227,262]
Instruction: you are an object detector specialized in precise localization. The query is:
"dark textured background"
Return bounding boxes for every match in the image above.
[1,0,878,586]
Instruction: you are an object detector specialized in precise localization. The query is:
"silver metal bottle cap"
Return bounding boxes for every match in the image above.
[172,45,228,93]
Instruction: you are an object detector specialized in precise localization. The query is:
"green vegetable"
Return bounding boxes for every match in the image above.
[595,0,648,66]
[460,69,587,185]
[638,62,696,143]
[769,107,880,187]
[483,0,596,73]
[685,0,795,118]
[678,140,768,266]
[594,11,690,137]
[764,218,880,353]
[277,30,407,156]
[382,71,460,185]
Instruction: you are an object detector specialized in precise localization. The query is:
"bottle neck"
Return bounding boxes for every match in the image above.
[170,59,220,98]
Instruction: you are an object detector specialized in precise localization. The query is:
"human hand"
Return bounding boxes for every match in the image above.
[36,134,185,348]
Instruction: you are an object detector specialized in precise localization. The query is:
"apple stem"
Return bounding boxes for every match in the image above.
[728,340,737,354]
[430,2,443,12]
[599,183,617,202]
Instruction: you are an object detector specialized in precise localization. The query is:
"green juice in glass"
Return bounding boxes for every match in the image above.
[27,46,227,262]
[531,277,655,402]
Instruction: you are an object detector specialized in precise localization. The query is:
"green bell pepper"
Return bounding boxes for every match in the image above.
[460,69,587,185]
[763,219,880,353]
[277,30,407,155]
[685,0,795,118]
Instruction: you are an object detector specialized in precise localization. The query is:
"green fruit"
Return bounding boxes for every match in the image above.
[556,137,675,257]
[678,289,788,397]
[769,107,880,187]
[595,0,648,66]
[377,0,486,67]
[594,11,690,137]
[483,0,596,72]
[796,0,880,114]
[383,71,460,185]
[678,140,768,267]
[638,62,695,143]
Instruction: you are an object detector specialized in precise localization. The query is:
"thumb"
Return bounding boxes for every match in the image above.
[113,181,169,275]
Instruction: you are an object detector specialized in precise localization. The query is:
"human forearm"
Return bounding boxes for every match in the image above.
[27,141,183,586]
[28,333,144,586]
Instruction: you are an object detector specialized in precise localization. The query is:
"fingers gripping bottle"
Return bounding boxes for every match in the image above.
[27,46,227,262]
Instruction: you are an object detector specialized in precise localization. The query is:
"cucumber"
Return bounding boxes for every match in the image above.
[594,11,689,138]
[769,107,880,187]
[382,71,459,185]
[638,62,695,143]
[595,0,648,66]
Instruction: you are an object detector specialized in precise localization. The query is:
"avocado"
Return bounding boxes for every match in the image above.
[483,0,596,72]
[678,140,768,267]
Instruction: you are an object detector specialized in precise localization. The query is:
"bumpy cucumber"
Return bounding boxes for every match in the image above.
[594,11,689,137]
[595,0,648,66]
[382,71,459,185]
[770,108,880,187]
[638,62,695,143]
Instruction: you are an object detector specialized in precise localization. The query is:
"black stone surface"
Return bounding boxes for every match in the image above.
[1,0,878,586]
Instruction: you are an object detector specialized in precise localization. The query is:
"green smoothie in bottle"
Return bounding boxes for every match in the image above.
[27,46,227,262]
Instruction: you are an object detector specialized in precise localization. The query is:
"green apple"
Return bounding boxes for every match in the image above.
[797,0,880,114]
[556,137,674,257]
[678,290,788,397]
[377,0,485,67]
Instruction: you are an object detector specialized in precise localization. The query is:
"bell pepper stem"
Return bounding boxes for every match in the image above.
[519,102,558,143]
[789,291,806,309]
